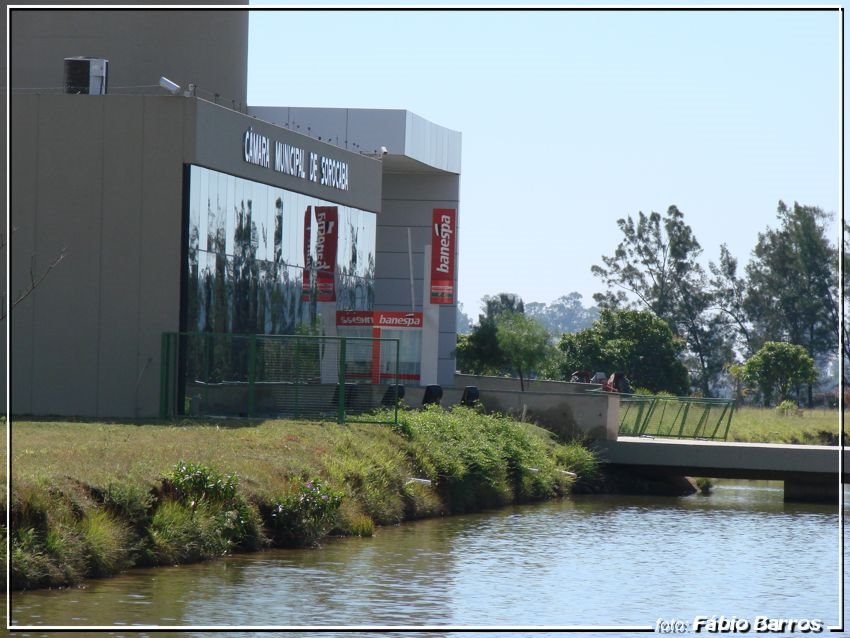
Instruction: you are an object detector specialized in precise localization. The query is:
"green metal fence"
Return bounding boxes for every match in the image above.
[160,332,400,424]
[618,395,734,440]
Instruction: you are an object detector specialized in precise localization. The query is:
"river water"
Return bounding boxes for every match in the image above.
[9,481,847,637]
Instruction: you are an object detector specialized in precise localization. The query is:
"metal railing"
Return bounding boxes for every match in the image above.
[618,394,734,441]
[160,332,400,424]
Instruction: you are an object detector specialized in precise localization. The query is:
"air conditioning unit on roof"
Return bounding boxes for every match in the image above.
[64,57,108,95]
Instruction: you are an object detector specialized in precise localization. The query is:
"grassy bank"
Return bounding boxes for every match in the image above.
[725,406,844,444]
[7,406,596,591]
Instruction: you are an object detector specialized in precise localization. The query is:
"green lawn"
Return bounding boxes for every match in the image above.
[725,406,844,444]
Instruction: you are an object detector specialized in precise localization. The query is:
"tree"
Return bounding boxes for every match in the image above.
[591,206,698,317]
[456,303,473,335]
[741,341,817,407]
[743,202,838,405]
[495,312,552,391]
[456,293,525,375]
[709,243,756,357]
[556,309,689,395]
[525,293,599,335]
[591,205,729,395]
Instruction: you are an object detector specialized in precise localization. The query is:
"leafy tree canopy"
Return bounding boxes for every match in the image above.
[495,312,552,391]
[741,341,817,407]
[525,293,599,335]
[557,309,689,395]
[455,293,526,375]
[744,201,837,363]
[591,205,731,396]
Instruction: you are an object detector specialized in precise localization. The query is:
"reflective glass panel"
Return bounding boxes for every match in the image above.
[184,164,377,337]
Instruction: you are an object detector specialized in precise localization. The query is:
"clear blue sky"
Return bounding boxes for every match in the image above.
[247,5,841,317]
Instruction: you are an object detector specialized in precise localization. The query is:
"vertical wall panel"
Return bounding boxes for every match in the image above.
[97,97,145,416]
[30,96,104,415]
[9,95,40,415]
[377,173,460,387]
[134,97,187,417]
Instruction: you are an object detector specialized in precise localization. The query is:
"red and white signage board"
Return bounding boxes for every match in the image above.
[430,208,456,305]
[314,206,338,302]
[336,311,423,383]
[336,311,423,329]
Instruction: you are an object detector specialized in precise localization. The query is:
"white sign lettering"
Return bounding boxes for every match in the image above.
[434,214,453,274]
[244,129,350,191]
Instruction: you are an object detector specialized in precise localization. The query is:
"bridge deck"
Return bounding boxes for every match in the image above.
[596,436,849,483]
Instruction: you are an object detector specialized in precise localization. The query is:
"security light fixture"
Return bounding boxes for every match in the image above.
[159,76,181,94]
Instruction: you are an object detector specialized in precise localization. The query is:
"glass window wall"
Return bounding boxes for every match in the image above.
[185,164,376,340]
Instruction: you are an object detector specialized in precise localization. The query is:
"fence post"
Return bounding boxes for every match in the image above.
[294,336,301,418]
[676,401,692,437]
[248,333,257,417]
[337,337,347,424]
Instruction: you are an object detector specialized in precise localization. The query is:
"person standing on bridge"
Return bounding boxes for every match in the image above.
[603,372,632,394]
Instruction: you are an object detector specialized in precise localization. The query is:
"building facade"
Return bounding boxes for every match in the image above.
[9,7,461,417]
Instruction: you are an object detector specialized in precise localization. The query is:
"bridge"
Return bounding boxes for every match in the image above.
[595,436,849,502]
[444,377,845,501]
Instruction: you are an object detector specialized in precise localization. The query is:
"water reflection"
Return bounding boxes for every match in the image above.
[10,482,847,636]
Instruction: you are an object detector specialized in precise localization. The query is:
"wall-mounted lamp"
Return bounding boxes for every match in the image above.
[360,146,389,159]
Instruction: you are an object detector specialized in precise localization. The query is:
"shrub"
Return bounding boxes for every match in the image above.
[146,499,201,565]
[43,524,87,583]
[146,499,231,564]
[101,480,154,527]
[775,400,800,417]
[269,479,343,547]
[164,461,265,552]
[344,514,375,538]
[11,527,53,590]
[168,461,238,505]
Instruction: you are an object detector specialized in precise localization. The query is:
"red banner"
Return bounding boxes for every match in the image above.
[336,310,423,329]
[430,208,456,304]
[314,206,338,302]
[301,206,312,301]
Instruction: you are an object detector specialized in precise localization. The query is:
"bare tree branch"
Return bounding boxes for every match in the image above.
[1,245,67,322]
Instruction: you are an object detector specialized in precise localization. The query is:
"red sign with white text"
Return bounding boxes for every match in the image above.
[314,206,338,302]
[336,311,423,329]
[430,208,456,304]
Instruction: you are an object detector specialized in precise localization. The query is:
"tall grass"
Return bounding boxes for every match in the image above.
[10,409,596,590]
[391,406,592,512]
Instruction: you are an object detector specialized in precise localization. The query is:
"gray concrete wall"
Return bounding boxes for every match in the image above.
[436,374,618,440]
[7,6,249,416]
[10,94,385,417]
[10,7,249,108]
[380,173,460,386]
[11,94,187,417]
